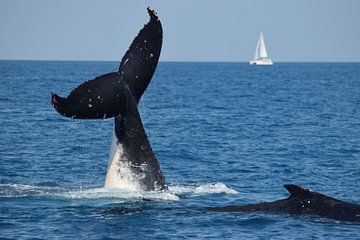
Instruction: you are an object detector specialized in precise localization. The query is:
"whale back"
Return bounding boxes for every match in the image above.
[207,185,360,222]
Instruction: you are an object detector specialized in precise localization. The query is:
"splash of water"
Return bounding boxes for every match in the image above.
[169,182,238,195]
[0,182,238,202]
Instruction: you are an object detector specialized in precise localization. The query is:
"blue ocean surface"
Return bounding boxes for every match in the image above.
[0,61,360,239]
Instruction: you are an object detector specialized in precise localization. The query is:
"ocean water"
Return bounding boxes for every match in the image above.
[0,61,360,239]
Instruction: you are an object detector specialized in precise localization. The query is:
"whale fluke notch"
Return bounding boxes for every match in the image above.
[51,7,162,119]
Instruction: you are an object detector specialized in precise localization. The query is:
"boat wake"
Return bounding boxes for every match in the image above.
[0,182,238,202]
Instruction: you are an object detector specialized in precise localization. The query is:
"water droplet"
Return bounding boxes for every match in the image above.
[88,104,93,108]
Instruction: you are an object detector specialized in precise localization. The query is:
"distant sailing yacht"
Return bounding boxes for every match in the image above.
[250,32,273,65]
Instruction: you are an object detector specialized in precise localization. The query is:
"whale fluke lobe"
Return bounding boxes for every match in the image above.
[119,7,163,103]
[51,8,166,191]
[52,72,123,119]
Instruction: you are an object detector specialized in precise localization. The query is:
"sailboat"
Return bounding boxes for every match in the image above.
[250,32,273,65]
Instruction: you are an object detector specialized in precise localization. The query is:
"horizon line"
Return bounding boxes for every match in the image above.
[0,59,359,63]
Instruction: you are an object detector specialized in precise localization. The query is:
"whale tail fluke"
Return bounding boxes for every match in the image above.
[51,8,166,191]
[51,7,162,119]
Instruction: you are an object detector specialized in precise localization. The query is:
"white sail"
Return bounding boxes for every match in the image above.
[250,32,273,65]
[258,32,268,59]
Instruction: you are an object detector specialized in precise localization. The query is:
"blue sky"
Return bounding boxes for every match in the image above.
[0,0,359,62]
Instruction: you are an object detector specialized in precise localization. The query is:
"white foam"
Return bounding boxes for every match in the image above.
[0,182,237,201]
[58,187,179,201]
[0,183,179,201]
[169,182,238,195]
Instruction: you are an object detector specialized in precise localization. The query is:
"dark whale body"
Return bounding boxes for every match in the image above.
[208,185,360,223]
[51,8,166,191]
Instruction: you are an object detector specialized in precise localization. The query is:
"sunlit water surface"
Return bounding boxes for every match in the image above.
[1,61,360,239]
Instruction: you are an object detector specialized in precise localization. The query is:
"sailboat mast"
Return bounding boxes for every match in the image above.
[254,35,260,60]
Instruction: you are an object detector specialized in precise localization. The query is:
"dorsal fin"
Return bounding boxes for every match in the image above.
[284,184,315,199]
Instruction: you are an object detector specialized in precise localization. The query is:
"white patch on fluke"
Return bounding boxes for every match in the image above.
[104,130,141,190]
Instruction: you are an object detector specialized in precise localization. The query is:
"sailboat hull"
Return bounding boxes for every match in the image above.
[250,59,273,65]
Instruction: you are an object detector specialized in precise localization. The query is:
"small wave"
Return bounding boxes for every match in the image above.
[0,183,63,197]
[168,182,238,195]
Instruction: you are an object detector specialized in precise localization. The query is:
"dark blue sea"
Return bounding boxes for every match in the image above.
[1,61,360,239]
